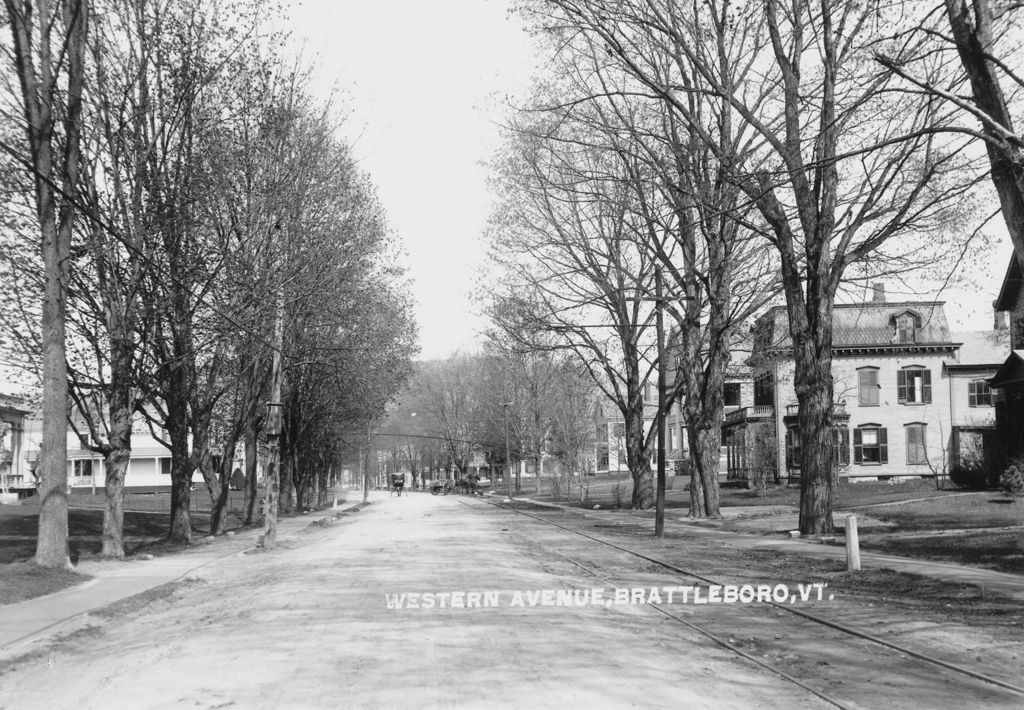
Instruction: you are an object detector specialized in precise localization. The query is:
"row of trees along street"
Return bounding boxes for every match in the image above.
[485,0,1024,534]
[379,345,596,499]
[0,0,416,567]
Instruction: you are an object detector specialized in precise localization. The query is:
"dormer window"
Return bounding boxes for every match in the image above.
[895,313,916,343]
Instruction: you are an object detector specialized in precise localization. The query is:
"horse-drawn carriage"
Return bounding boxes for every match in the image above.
[429,473,483,496]
[390,473,406,496]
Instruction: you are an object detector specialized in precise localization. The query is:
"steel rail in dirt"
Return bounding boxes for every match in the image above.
[461,497,1024,704]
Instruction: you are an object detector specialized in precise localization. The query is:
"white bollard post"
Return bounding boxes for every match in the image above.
[845,515,861,572]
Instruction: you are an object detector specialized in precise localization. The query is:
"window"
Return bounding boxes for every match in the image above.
[754,377,774,406]
[897,367,931,404]
[858,368,879,406]
[905,423,927,465]
[785,426,801,469]
[160,457,172,475]
[787,427,849,469]
[643,381,655,403]
[71,459,93,479]
[895,313,916,343]
[854,426,888,465]
[968,380,992,407]
[723,382,742,407]
[834,427,850,468]
[613,422,625,439]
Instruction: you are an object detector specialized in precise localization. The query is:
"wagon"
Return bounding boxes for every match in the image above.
[430,478,455,495]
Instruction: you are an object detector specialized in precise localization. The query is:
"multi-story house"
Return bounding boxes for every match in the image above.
[0,394,31,498]
[724,285,1006,482]
[991,256,1024,461]
[592,339,754,477]
[16,408,209,493]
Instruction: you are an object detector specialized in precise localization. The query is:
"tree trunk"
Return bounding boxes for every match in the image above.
[101,397,132,558]
[688,423,722,519]
[209,440,235,535]
[35,199,71,567]
[7,0,89,569]
[625,408,654,509]
[280,448,296,513]
[243,418,258,525]
[794,339,836,536]
[535,451,541,495]
[166,418,192,542]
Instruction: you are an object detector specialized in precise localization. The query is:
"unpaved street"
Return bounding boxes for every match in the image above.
[0,494,836,710]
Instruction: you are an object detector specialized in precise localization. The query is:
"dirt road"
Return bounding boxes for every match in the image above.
[0,494,841,710]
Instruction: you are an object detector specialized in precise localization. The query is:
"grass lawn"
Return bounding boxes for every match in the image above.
[720,477,955,509]
[739,549,1024,621]
[0,506,240,606]
[859,530,1024,575]
[0,562,91,606]
[861,494,1024,531]
[536,474,958,510]
[0,505,234,565]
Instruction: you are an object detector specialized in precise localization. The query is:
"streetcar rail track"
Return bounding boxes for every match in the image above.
[458,495,1024,704]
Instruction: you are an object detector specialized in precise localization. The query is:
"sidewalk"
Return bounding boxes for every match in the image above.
[673,522,1024,601]
[0,498,367,659]
[511,496,1024,602]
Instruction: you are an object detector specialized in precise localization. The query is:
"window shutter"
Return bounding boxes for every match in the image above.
[879,428,888,464]
[853,428,862,464]
[840,428,850,465]
[860,370,879,405]
[897,370,907,403]
[922,370,932,403]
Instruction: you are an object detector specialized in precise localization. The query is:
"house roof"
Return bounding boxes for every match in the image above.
[990,350,1024,389]
[754,301,957,354]
[994,256,1023,312]
[947,329,1010,370]
[0,393,30,416]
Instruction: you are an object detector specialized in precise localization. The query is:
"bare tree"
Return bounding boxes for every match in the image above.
[2,0,88,567]
[532,0,985,534]
[488,120,668,507]
[876,0,1024,268]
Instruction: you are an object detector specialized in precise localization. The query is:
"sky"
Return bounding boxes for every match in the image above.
[282,0,539,360]
[281,1,1014,360]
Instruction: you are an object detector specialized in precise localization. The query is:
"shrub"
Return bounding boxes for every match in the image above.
[1000,461,1024,499]
[949,464,991,490]
[611,482,624,508]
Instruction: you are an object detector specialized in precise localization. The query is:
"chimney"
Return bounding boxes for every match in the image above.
[993,300,1007,331]
[871,283,885,303]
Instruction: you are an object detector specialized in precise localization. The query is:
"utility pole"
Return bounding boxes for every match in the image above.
[655,267,667,538]
[263,290,284,549]
[359,424,368,503]
[503,402,512,501]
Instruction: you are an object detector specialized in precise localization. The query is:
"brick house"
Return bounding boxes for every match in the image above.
[724,285,1006,482]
